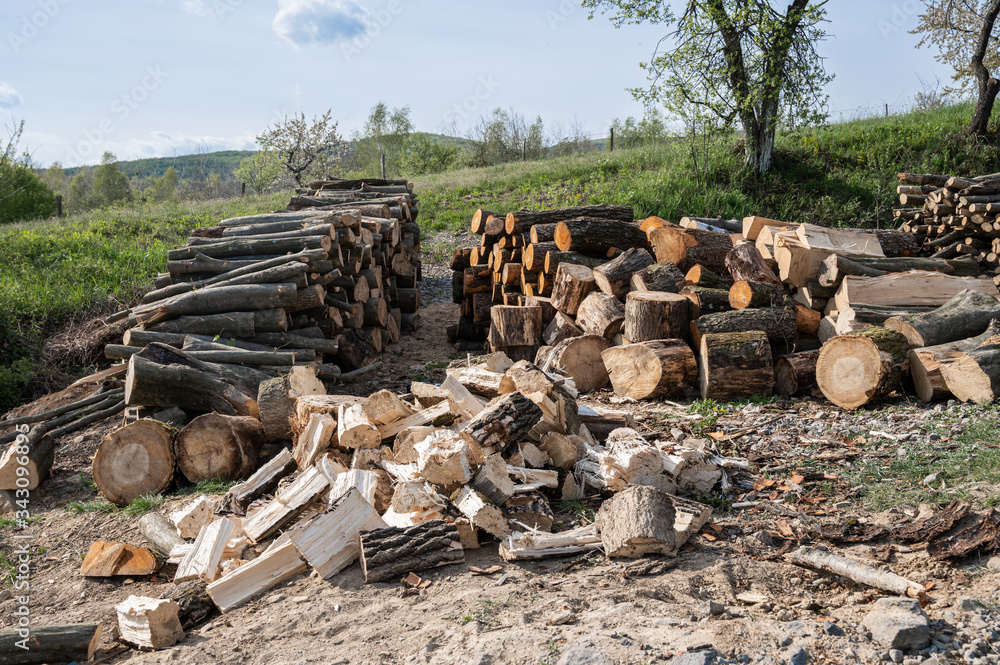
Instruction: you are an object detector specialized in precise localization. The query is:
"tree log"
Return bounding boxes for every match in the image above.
[630,261,684,293]
[699,331,774,401]
[788,546,927,601]
[725,243,781,285]
[554,218,649,256]
[650,226,736,274]
[359,520,464,583]
[729,280,791,310]
[336,329,381,372]
[536,335,611,393]
[136,284,297,327]
[542,311,583,346]
[908,323,999,402]
[523,242,558,272]
[939,338,1000,403]
[223,447,298,514]
[818,254,981,288]
[507,204,634,235]
[597,486,676,558]
[574,292,625,339]
[684,264,731,290]
[885,289,1000,347]
[602,340,697,400]
[623,291,691,343]
[93,420,176,506]
[460,392,542,454]
[550,263,596,316]
[168,235,331,261]
[138,513,186,557]
[125,354,257,418]
[593,248,655,299]
[175,414,263,483]
[693,306,796,351]
[0,623,103,665]
[774,349,821,396]
[816,327,910,409]
[489,305,544,350]
[680,286,731,318]
[256,367,325,442]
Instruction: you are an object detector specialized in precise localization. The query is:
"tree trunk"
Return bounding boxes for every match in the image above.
[774,349,821,396]
[136,284,298,327]
[536,335,611,393]
[693,306,796,351]
[359,520,465,584]
[0,624,103,665]
[602,340,697,400]
[550,263,597,316]
[597,486,676,558]
[698,331,775,401]
[818,254,980,288]
[489,305,544,349]
[125,354,257,417]
[574,292,625,339]
[506,205,634,235]
[175,414,263,483]
[968,0,1000,136]
[885,289,1000,347]
[256,367,325,442]
[650,227,736,273]
[554,218,649,256]
[623,291,691,343]
[92,420,176,506]
[815,327,910,409]
[728,280,791,309]
[725,243,781,285]
[630,261,685,293]
[593,247,655,299]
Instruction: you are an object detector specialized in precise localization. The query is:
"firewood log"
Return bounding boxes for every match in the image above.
[175,414,263,483]
[684,264,731,290]
[602,340,697,400]
[135,284,298,327]
[0,623,103,665]
[774,349,821,396]
[729,280,791,310]
[574,292,625,339]
[554,218,649,256]
[742,215,797,241]
[593,247,655,299]
[536,334,611,393]
[884,289,1000,347]
[256,367,325,442]
[650,226,736,274]
[630,261,685,293]
[506,204,634,235]
[597,486,676,558]
[699,331,774,400]
[138,513,185,557]
[818,254,980,288]
[92,420,176,506]
[693,306,796,351]
[550,263,596,316]
[543,250,605,276]
[223,447,297,514]
[489,305,544,349]
[168,235,331,261]
[460,392,542,454]
[335,329,381,372]
[833,271,999,311]
[725,243,781,285]
[125,353,258,418]
[359,520,464,583]
[623,291,691,343]
[542,312,583,346]
[815,327,910,409]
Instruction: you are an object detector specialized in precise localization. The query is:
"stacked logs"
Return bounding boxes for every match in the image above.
[893,172,1000,281]
[289,177,420,227]
[447,210,1000,411]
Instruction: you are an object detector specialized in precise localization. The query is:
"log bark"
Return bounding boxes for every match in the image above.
[885,289,1000,347]
[536,335,611,393]
[257,367,325,442]
[574,292,625,339]
[602,340,697,400]
[816,327,910,409]
[789,546,927,601]
[698,331,774,401]
[683,264,731,290]
[92,420,176,506]
[543,250,605,276]
[550,263,596,316]
[141,312,255,338]
[554,218,649,256]
[523,242,558,272]
[460,392,542,454]
[359,520,465,583]
[818,254,981,288]
[593,248,655,299]
[506,204,634,235]
[0,623,103,665]
[125,353,257,418]
[623,291,691,343]
[774,349,821,396]
[680,286,732,318]
[693,307,796,351]
[650,226,736,274]
[725,243,781,285]
[729,281,791,310]
[175,414,263,483]
[630,261,684,293]
[542,312,583,346]
[489,305,544,349]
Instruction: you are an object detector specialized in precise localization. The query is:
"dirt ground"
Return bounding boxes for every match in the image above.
[2,271,999,665]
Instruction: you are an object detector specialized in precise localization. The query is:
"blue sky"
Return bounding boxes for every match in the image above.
[0,0,945,168]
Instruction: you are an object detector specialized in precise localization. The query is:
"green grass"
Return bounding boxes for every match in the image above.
[177,478,237,495]
[67,493,167,516]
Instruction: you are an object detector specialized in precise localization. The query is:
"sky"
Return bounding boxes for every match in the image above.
[0,0,947,168]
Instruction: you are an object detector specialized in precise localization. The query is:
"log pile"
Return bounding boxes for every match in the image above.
[444,207,1000,410]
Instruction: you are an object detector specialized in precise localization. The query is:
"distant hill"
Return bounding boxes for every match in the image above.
[63,150,255,180]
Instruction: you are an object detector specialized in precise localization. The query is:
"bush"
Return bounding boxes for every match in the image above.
[0,165,58,224]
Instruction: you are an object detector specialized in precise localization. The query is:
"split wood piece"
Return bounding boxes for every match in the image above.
[446,366,504,399]
[939,338,1000,403]
[623,291,691,343]
[788,546,928,602]
[909,323,1000,402]
[337,403,380,450]
[817,255,980,288]
[593,247,654,299]
[361,389,414,427]
[550,263,596,316]
[81,541,158,577]
[414,430,473,486]
[602,340,698,400]
[460,391,542,456]
[536,335,611,394]
[775,224,885,287]
[649,226,736,274]
[575,292,625,339]
[135,284,298,327]
[175,414,263,483]
[815,327,910,410]
[833,271,999,311]
[291,395,363,438]
[223,448,298,515]
[0,623,103,665]
[680,288,730,320]
[335,329,381,373]
[742,216,798,241]
[138,513,185,557]
[505,204,635,235]
[359,520,465,583]
[243,467,330,543]
[507,466,560,490]
[499,523,602,561]
[774,349,821,396]
[671,495,715,547]
[125,352,258,419]
[796,304,822,335]
[92,420,176,506]
[885,289,1000,347]
[699,331,774,401]
[410,383,450,409]
[169,496,215,540]
[725,242,781,285]
[471,453,515,505]
[290,488,387,579]
[490,305,544,349]
[597,428,674,494]
[115,596,184,650]
[504,493,554,532]
[257,367,326,442]
[630,261,685,293]
[729,280,791,310]
[684,265,731,290]
[452,485,510,539]
[693,306,796,351]
[294,413,335,470]
[542,311,583,346]
[597,485,677,558]
[207,540,307,613]
[327,468,382,507]
[174,518,236,583]
[378,401,453,441]
[537,432,585,470]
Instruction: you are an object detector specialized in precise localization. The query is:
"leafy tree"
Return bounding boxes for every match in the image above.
[234,150,284,194]
[151,166,179,201]
[66,167,94,212]
[400,133,459,175]
[464,108,546,167]
[43,162,66,196]
[350,103,414,177]
[583,0,832,173]
[913,0,1000,136]
[611,110,669,149]
[0,118,57,223]
[257,110,348,185]
[91,152,131,207]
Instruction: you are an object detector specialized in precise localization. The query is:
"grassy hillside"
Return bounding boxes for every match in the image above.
[1,102,998,411]
[61,151,256,180]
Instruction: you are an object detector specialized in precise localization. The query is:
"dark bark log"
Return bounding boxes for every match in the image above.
[624,291,691,343]
[774,349,821,396]
[694,306,796,351]
[460,392,542,454]
[574,292,625,339]
[506,205,634,235]
[135,284,297,327]
[168,235,331,261]
[681,286,732,318]
[336,329,381,372]
[817,254,981,288]
[554,218,649,256]
[725,243,781,285]
[0,623,103,665]
[360,520,464,584]
[631,261,685,293]
[593,247,655,299]
[489,305,544,350]
[699,331,774,401]
[729,280,792,309]
[885,289,1000,347]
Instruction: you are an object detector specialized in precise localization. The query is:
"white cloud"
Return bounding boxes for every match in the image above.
[180,1,214,17]
[0,82,23,109]
[272,0,371,47]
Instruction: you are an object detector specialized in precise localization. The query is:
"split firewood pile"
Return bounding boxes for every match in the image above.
[49,353,746,653]
[894,172,1000,281]
[0,179,423,497]
[447,201,1000,410]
